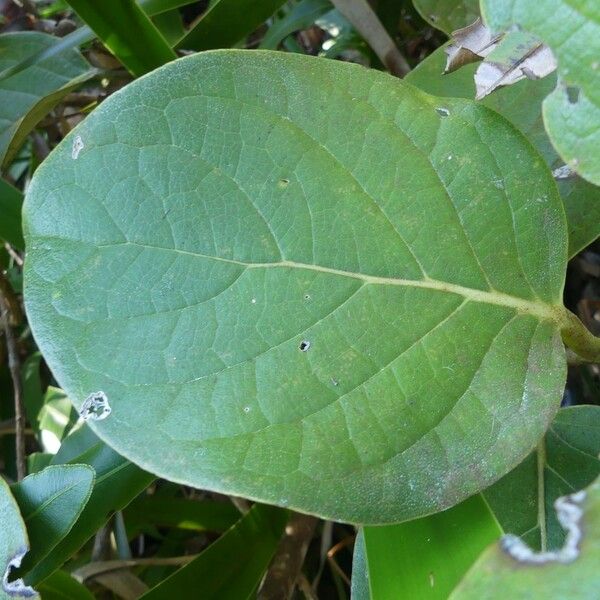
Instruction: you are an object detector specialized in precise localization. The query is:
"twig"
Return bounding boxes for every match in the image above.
[330,0,411,76]
[4,243,23,268]
[327,536,354,587]
[257,513,318,599]
[0,270,25,480]
[73,555,197,582]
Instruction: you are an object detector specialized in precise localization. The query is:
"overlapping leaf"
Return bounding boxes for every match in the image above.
[0,477,38,600]
[484,405,600,551]
[407,47,600,256]
[0,32,94,171]
[412,0,479,34]
[25,50,588,523]
[480,0,600,185]
[451,476,600,599]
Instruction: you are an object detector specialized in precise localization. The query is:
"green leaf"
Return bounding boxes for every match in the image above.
[125,496,240,535]
[24,426,154,585]
[0,177,23,250]
[0,477,39,600]
[260,0,332,50]
[10,465,95,575]
[406,47,600,257]
[0,32,93,171]
[480,0,600,186]
[140,503,288,599]
[451,476,600,599]
[176,0,288,51]
[25,50,596,524]
[64,0,177,77]
[484,405,600,552]
[37,386,78,453]
[36,570,94,600]
[141,0,198,15]
[412,0,479,34]
[152,9,186,46]
[360,494,501,599]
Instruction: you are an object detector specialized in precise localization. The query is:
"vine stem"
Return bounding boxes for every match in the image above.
[0,271,26,480]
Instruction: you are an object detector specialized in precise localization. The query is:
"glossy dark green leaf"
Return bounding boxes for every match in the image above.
[412,0,479,34]
[25,50,600,524]
[406,47,600,256]
[176,0,287,50]
[0,32,93,171]
[480,0,600,186]
[142,0,198,15]
[24,426,154,585]
[0,477,39,600]
[451,476,600,599]
[260,0,332,50]
[125,496,240,535]
[360,495,501,599]
[484,405,600,551]
[0,177,23,249]
[11,465,94,575]
[140,503,288,600]
[65,0,176,77]
[36,570,94,600]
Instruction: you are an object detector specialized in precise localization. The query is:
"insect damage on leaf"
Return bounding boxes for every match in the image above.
[445,18,557,99]
[2,549,37,598]
[79,391,111,421]
[500,490,586,564]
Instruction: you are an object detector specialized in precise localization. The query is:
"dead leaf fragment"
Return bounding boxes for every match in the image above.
[445,19,558,99]
[444,18,501,73]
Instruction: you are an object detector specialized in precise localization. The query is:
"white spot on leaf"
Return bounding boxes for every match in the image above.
[3,549,37,598]
[501,490,586,564]
[80,391,111,421]
[71,135,84,159]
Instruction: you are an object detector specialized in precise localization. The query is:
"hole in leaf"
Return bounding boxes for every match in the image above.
[71,135,84,159]
[435,107,450,117]
[299,340,311,352]
[566,86,580,104]
[304,294,311,301]
[3,550,36,598]
[278,178,290,188]
[80,391,112,421]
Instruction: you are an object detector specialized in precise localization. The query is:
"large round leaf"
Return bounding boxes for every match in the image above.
[24,50,571,523]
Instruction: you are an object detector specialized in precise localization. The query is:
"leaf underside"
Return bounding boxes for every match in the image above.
[24,50,568,523]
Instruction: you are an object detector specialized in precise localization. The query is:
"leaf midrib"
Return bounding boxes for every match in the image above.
[98,240,562,322]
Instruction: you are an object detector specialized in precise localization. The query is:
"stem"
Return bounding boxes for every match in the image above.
[0,271,25,480]
[330,0,411,77]
[536,439,547,552]
[560,308,600,363]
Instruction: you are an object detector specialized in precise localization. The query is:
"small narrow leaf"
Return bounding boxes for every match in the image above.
[36,570,95,600]
[64,0,177,77]
[140,504,288,599]
[176,0,287,51]
[24,50,593,524]
[24,426,154,585]
[11,464,95,574]
[0,477,38,600]
[0,32,92,171]
[259,0,332,50]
